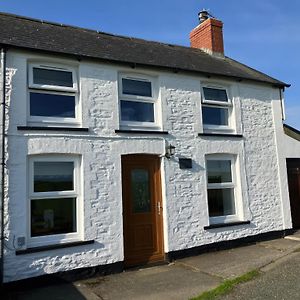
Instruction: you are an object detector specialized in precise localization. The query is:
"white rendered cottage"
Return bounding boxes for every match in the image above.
[0,11,295,283]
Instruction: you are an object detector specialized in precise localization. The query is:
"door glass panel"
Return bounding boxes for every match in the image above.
[131,169,151,213]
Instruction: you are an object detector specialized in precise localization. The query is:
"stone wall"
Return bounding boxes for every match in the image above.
[2,50,292,282]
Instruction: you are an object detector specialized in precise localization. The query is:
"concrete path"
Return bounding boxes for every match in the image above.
[4,233,300,300]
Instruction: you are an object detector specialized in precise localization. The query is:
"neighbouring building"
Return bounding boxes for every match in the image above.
[0,10,296,283]
[282,125,300,228]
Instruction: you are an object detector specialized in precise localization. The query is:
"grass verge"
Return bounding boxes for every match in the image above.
[190,269,260,300]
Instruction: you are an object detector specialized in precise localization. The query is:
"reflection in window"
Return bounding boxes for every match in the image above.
[208,189,235,217]
[30,157,79,240]
[206,158,236,219]
[30,92,75,118]
[33,67,73,87]
[202,87,231,129]
[202,106,228,126]
[34,162,74,192]
[29,65,78,122]
[122,78,152,97]
[119,75,158,128]
[203,87,228,102]
[31,197,76,236]
[207,160,232,183]
[121,100,154,122]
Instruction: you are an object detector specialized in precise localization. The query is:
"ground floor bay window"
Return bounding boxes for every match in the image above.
[206,154,240,224]
[28,155,82,246]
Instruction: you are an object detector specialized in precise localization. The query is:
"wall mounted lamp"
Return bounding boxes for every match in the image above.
[165,144,176,159]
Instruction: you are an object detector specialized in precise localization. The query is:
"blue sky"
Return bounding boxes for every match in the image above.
[1,0,299,128]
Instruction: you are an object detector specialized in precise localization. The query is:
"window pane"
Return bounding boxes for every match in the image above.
[31,197,76,237]
[208,188,235,217]
[34,162,74,192]
[203,87,228,102]
[122,78,152,97]
[202,106,228,126]
[30,92,75,118]
[121,100,154,122]
[33,68,73,87]
[131,169,151,213]
[207,160,232,183]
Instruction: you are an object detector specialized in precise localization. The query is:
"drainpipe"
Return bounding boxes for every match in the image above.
[279,88,286,121]
[0,47,6,286]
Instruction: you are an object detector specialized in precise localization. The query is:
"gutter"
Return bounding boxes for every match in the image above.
[283,124,300,142]
[0,47,6,286]
[0,44,290,89]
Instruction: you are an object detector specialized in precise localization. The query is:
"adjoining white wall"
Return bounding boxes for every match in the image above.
[271,93,293,230]
[3,50,291,282]
[284,134,300,158]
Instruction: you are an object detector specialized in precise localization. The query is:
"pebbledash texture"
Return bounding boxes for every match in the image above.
[0,10,295,283]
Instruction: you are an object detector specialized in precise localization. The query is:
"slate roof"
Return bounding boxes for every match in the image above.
[0,12,289,88]
[284,124,300,142]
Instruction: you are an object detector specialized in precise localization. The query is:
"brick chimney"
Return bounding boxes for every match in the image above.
[190,10,224,56]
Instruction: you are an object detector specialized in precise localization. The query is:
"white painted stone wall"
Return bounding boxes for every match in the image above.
[2,49,292,282]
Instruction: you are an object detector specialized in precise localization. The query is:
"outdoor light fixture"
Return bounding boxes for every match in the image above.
[165,144,176,159]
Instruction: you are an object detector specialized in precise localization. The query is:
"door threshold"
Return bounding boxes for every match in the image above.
[124,260,169,272]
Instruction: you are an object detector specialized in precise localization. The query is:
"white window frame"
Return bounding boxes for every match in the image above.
[118,74,160,130]
[28,155,83,247]
[28,63,81,126]
[205,154,240,224]
[201,85,233,132]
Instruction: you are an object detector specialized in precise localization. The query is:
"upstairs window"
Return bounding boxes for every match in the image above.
[119,75,159,129]
[28,64,79,124]
[202,87,232,131]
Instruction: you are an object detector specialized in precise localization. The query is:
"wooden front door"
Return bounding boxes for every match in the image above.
[122,154,164,267]
[287,159,300,228]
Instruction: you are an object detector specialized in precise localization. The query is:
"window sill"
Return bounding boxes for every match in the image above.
[15,240,94,255]
[17,126,89,132]
[204,221,250,230]
[198,133,243,138]
[115,129,169,135]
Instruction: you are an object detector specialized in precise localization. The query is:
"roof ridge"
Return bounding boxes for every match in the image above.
[0,11,289,87]
[0,11,209,55]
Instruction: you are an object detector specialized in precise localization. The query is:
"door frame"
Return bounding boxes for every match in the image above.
[121,154,165,267]
[287,158,300,228]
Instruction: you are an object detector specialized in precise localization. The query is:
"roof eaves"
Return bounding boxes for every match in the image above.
[1,42,289,89]
[284,124,300,142]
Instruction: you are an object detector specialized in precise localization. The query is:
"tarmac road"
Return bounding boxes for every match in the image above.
[3,234,300,300]
[221,251,300,300]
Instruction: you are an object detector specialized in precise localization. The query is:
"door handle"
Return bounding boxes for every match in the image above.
[157,202,162,215]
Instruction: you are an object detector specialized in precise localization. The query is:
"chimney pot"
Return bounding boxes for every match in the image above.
[198,10,209,23]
